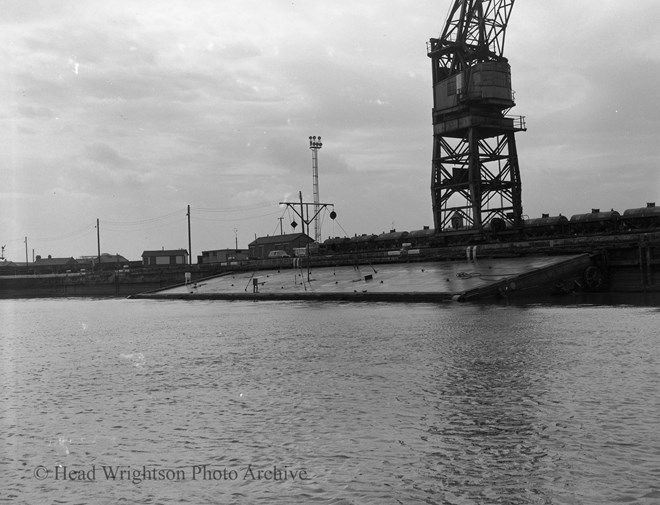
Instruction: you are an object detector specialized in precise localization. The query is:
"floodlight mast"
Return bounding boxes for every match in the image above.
[428,0,525,234]
[309,136,323,242]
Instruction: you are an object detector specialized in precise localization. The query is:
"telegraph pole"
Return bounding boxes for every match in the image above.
[280,196,336,240]
[299,191,305,237]
[96,218,101,266]
[187,205,192,265]
[280,195,337,281]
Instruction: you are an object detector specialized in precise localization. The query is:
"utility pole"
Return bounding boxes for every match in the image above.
[299,191,305,237]
[187,205,192,265]
[24,237,28,265]
[280,196,336,241]
[309,136,323,242]
[96,218,101,266]
[234,228,238,249]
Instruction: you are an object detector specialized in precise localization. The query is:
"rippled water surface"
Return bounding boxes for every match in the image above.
[1,298,659,504]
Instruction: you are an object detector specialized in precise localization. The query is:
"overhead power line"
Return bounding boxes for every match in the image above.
[103,209,183,227]
[192,210,282,223]
[194,203,276,214]
[31,222,96,243]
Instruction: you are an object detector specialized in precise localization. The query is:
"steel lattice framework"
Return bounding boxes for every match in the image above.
[438,0,514,69]
[428,0,524,233]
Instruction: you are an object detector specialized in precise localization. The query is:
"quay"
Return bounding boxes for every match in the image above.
[2,232,658,301]
[130,231,660,303]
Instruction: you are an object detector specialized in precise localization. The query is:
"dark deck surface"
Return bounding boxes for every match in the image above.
[134,254,591,302]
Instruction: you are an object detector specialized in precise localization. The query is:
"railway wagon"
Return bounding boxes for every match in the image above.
[570,209,620,234]
[622,203,659,230]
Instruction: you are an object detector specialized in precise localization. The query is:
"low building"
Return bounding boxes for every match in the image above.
[141,249,189,266]
[248,233,314,260]
[197,249,249,265]
[78,253,130,269]
[33,255,79,273]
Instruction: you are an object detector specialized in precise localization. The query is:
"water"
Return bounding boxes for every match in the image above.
[1,298,659,504]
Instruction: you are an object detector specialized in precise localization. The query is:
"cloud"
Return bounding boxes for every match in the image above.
[0,0,657,260]
[85,142,130,166]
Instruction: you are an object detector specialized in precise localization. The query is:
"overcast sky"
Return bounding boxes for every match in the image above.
[2,0,658,261]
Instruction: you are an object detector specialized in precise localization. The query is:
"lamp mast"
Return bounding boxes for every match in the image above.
[309,136,323,242]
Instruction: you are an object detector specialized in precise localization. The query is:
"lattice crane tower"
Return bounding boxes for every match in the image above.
[428,0,525,233]
[309,136,323,243]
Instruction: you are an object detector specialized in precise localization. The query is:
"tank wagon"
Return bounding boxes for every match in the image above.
[622,203,660,230]
[569,209,621,234]
[524,214,570,237]
[322,203,659,254]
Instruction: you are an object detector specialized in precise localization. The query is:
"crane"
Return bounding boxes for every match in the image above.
[428,0,525,235]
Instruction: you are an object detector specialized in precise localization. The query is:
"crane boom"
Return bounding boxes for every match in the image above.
[431,0,515,84]
[440,0,514,59]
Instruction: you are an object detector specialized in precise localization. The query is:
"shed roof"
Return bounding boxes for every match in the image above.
[99,253,129,263]
[33,257,78,266]
[201,248,249,255]
[142,249,189,258]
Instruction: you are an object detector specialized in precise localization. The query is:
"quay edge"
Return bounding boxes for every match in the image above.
[2,232,658,300]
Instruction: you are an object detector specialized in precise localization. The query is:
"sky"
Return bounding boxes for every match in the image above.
[2,0,659,262]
